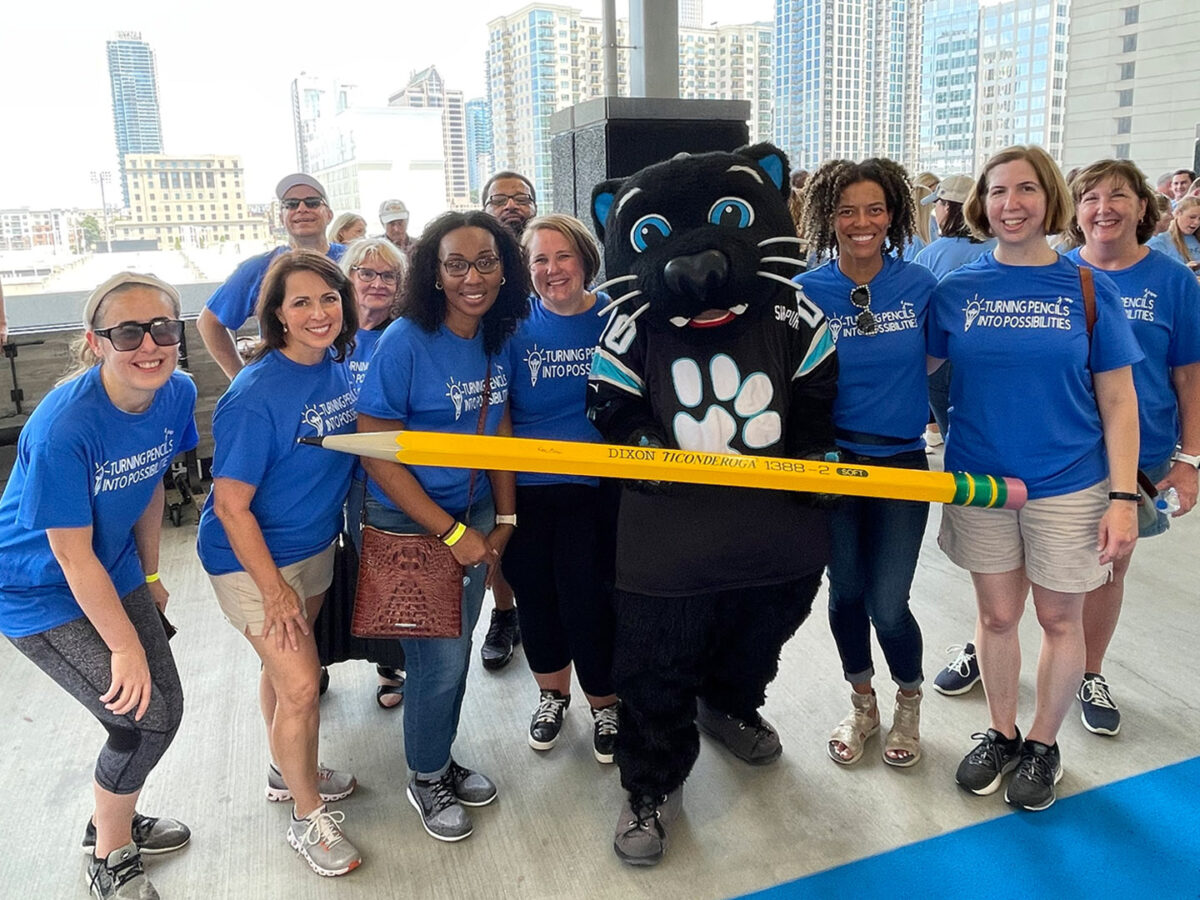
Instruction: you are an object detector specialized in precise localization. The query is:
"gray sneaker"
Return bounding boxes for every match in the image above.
[612,787,683,867]
[267,762,357,803]
[407,772,473,842]
[695,698,782,765]
[447,759,498,807]
[83,813,190,856]
[286,806,362,876]
[85,842,158,900]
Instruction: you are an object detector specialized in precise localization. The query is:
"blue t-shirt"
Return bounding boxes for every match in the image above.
[197,349,358,575]
[344,327,385,395]
[796,255,937,456]
[506,295,607,486]
[899,234,927,262]
[1147,232,1200,267]
[355,318,510,512]
[205,243,347,330]
[929,253,1144,499]
[913,236,998,281]
[0,368,198,638]
[1066,247,1200,468]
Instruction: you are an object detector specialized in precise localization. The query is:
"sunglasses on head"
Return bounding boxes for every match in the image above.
[94,318,184,351]
[281,196,325,211]
[850,285,878,335]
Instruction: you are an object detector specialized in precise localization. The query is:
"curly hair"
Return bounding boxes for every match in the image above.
[248,250,357,364]
[1066,159,1160,246]
[800,158,918,259]
[403,211,530,355]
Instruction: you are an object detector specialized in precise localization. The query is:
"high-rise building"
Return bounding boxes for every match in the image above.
[466,98,495,202]
[487,3,771,199]
[0,209,79,253]
[106,32,164,207]
[113,154,271,250]
[680,0,705,28]
[972,0,1071,171]
[389,67,472,209]
[291,73,356,173]
[774,1,924,172]
[1063,0,1200,175]
[919,0,981,176]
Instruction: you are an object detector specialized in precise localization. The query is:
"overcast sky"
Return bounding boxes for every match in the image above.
[1,0,774,210]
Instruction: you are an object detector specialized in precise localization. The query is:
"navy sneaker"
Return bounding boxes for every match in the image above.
[1078,672,1121,736]
[1005,740,1063,811]
[933,642,981,696]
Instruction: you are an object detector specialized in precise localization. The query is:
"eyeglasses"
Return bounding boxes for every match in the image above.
[94,318,185,351]
[351,266,399,285]
[850,285,877,335]
[441,256,502,277]
[280,196,325,211]
[485,193,535,209]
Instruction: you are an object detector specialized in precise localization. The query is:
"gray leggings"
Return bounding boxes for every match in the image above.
[9,584,184,795]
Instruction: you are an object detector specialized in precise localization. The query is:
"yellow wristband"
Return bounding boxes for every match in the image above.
[441,521,468,547]
[144,572,160,584]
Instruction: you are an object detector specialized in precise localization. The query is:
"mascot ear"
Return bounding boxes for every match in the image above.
[735,142,790,199]
[592,179,624,242]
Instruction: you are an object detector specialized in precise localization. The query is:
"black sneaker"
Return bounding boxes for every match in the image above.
[1078,672,1121,736]
[955,727,1022,795]
[481,608,521,670]
[529,689,570,750]
[591,703,619,764]
[83,813,191,856]
[86,842,157,899]
[1005,740,1063,811]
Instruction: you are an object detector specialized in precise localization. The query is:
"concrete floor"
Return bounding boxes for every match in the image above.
[2,454,1198,899]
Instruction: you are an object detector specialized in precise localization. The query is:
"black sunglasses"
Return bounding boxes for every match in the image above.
[850,285,877,335]
[94,318,184,351]
[281,196,325,211]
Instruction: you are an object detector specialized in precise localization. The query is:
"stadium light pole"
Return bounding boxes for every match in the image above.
[90,171,113,254]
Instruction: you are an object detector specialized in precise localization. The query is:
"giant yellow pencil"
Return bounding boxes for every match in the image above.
[301,430,1026,509]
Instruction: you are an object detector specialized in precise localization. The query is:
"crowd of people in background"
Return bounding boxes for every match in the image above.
[2,139,1198,897]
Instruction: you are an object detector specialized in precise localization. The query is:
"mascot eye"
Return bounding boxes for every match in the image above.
[630,214,672,252]
[708,197,755,229]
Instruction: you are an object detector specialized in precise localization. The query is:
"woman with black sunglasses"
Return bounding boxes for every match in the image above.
[795,158,938,770]
[0,273,197,899]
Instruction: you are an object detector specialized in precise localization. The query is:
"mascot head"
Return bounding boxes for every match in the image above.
[591,142,800,331]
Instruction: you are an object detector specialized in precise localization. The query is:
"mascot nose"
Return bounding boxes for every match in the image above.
[664,250,729,303]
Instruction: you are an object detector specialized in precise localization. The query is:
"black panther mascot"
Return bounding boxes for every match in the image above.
[587,142,838,866]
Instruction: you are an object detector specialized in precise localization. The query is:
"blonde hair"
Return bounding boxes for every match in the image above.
[964,145,1074,239]
[1167,197,1200,261]
[328,212,367,244]
[911,182,934,244]
[520,214,602,287]
[339,237,409,322]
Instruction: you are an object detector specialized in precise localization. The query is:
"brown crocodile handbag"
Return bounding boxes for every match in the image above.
[350,360,492,639]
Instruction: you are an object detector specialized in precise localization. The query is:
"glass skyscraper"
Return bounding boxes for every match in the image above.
[106,32,164,207]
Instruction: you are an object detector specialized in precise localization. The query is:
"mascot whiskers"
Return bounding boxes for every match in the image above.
[587,142,838,865]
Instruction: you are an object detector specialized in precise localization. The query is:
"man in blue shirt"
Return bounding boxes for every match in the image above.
[196,173,345,380]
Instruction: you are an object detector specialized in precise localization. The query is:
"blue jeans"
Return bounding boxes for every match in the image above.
[361,493,494,778]
[827,449,929,691]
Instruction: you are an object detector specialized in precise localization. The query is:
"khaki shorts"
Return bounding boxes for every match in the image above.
[939,480,1112,594]
[209,543,336,635]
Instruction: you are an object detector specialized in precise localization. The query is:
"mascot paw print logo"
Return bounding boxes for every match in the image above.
[670,354,782,453]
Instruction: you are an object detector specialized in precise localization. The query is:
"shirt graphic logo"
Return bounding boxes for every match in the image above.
[301,392,357,438]
[445,368,511,421]
[829,300,917,341]
[964,297,982,331]
[525,345,544,386]
[670,354,781,453]
[964,295,1073,332]
[93,428,177,496]
[1123,289,1157,322]
[302,405,325,437]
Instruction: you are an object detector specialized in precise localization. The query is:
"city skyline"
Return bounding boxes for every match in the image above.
[0,0,771,211]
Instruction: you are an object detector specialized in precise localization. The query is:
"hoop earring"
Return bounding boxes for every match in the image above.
[500,277,506,285]
[435,281,443,290]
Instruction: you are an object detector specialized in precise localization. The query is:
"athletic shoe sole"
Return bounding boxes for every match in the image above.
[528,732,560,751]
[82,837,189,857]
[594,748,615,764]
[405,786,473,842]
[613,842,664,866]
[1004,764,1064,811]
[1079,710,1120,736]
[932,676,980,696]
[267,779,357,804]
[956,756,1019,796]
[286,828,361,876]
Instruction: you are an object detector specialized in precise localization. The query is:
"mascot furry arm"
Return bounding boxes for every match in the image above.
[586,142,838,461]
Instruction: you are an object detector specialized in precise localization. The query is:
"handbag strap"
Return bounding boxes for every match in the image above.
[1079,265,1096,337]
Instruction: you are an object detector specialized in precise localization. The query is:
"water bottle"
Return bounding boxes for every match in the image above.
[1155,486,1180,514]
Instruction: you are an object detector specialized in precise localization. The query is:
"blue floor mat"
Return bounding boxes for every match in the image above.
[741,756,1200,900]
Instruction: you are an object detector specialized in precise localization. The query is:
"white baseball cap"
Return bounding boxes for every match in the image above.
[379,199,410,224]
[922,174,974,206]
[275,173,328,201]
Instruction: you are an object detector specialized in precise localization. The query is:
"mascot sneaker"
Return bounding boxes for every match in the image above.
[696,699,782,765]
[612,787,683,867]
